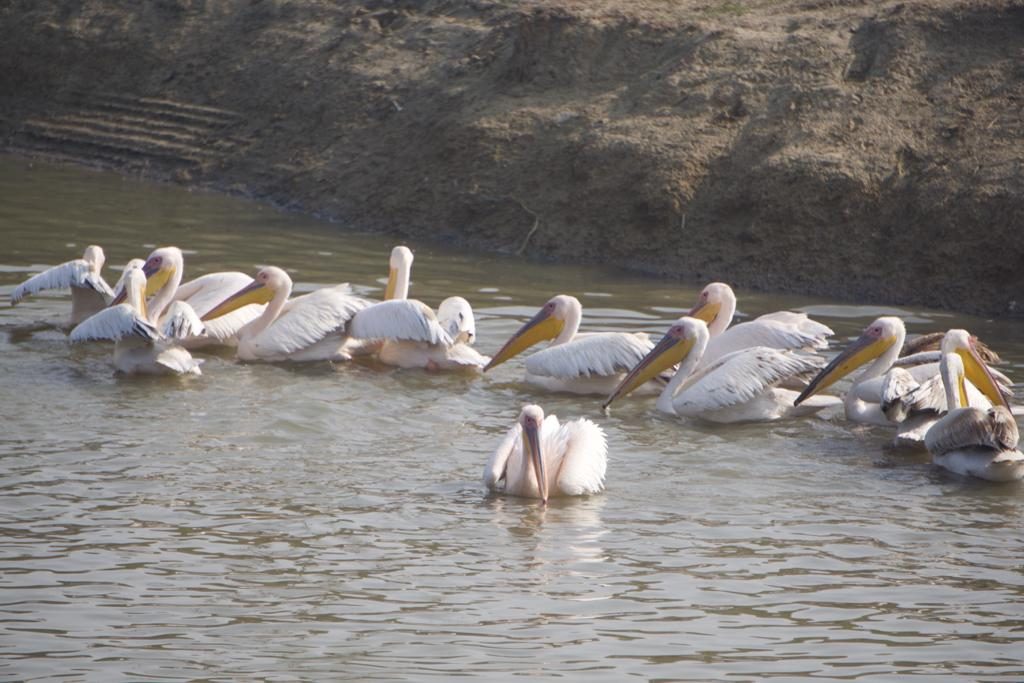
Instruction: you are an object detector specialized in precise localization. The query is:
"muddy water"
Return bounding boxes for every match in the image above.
[2,157,1023,681]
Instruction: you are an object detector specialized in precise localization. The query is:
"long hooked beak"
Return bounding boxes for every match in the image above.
[201,280,272,321]
[603,332,695,410]
[484,307,563,372]
[523,419,548,504]
[957,342,1010,410]
[794,330,897,405]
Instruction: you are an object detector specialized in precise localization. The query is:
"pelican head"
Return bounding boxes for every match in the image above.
[140,246,183,297]
[484,295,578,371]
[201,266,288,321]
[519,404,548,504]
[111,258,146,301]
[794,316,904,405]
[941,329,1009,409]
[603,316,709,409]
[437,296,476,345]
[82,245,106,271]
[385,245,413,300]
[688,282,736,332]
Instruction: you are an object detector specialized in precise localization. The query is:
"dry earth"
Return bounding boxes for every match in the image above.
[1,0,1022,315]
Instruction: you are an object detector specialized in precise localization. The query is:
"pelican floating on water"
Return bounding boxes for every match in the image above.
[686,282,833,366]
[125,246,264,348]
[202,266,370,362]
[10,245,115,325]
[349,246,490,371]
[484,404,607,503]
[69,266,202,375]
[604,316,839,422]
[484,294,659,395]
[794,317,1012,447]
[925,330,1023,481]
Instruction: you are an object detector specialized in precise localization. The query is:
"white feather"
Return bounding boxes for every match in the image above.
[245,286,369,358]
[350,299,453,346]
[673,348,826,414]
[69,305,159,343]
[160,301,206,340]
[524,332,653,379]
[701,312,832,366]
[11,259,113,304]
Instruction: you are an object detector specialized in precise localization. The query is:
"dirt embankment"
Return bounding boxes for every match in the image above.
[1,1,1022,315]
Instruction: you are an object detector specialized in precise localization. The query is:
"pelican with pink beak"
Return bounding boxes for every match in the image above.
[484,404,607,504]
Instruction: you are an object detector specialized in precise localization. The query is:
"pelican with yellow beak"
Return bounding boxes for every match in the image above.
[793,317,1011,429]
[603,317,839,422]
[69,265,202,375]
[484,404,607,504]
[122,246,263,348]
[201,265,371,362]
[687,282,834,366]
[10,245,115,326]
[925,330,1023,481]
[484,294,659,395]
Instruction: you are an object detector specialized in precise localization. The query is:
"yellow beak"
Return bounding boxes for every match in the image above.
[483,308,564,372]
[794,332,897,405]
[202,280,274,321]
[603,333,695,410]
[142,262,173,297]
[384,267,398,300]
[688,300,721,326]
[956,346,1009,410]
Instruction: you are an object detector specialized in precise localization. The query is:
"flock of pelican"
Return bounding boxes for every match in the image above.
[10,244,1024,502]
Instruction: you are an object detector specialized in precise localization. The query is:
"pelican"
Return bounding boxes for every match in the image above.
[123,246,263,348]
[69,266,202,375]
[603,316,839,422]
[925,330,1023,481]
[201,266,370,362]
[686,282,833,366]
[484,294,659,395]
[351,296,490,371]
[484,404,607,503]
[10,245,115,325]
[794,317,1011,436]
[347,245,489,371]
[111,258,146,300]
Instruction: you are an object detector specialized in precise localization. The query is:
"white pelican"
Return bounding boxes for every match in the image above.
[351,296,490,371]
[687,282,833,366]
[603,316,840,422]
[201,265,370,362]
[347,245,489,371]
[383,245,413,300]
[126,246,263,348]
[10,245,115,325]
[484,404,607,503]
[484,294,659,395]
[794,317,1011,436]
[69,266,202,375]
[925,330,1023,481]
[111,258,146,300]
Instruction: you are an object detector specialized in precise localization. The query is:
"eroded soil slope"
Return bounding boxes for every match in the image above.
[1,1,1022,315]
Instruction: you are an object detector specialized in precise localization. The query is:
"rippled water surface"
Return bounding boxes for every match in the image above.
[2,157,1024,681]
